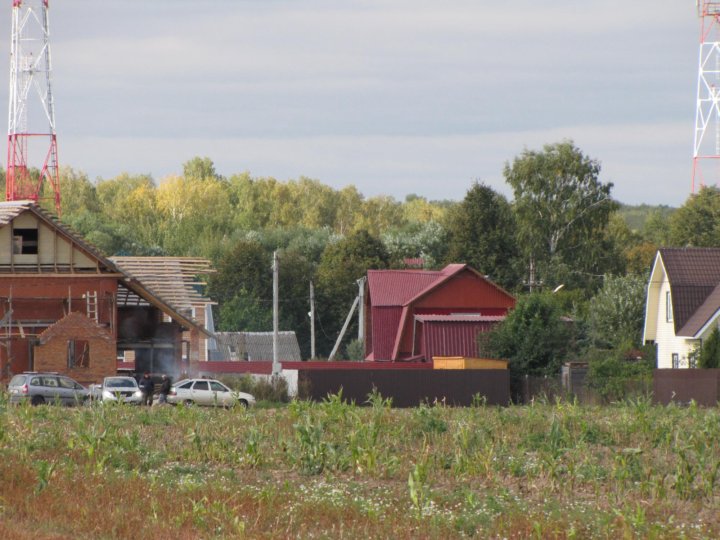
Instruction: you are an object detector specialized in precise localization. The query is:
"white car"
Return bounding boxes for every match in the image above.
[96,376,144,404]
[167,378,255,408]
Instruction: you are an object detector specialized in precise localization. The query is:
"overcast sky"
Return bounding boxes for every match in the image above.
[0,1,702,206]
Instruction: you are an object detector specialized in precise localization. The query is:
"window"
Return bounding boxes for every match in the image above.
[67,340,89,369]
[12,228,38,255]
[209,381,228,392]
[42,376,58,387]
[672,353,680,369]
[666,291,673,322]
[58,377,76,389]
[193,381,209,391]
[178,381,193,389]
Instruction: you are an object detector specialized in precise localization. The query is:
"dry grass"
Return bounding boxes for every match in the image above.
[0,393,719,538]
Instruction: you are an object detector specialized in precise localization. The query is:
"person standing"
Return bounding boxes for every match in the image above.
[158,374,171,404]
[138,372,154,406]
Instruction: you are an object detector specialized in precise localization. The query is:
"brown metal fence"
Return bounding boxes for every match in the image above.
[298,369,510,407]
[654,369,720,406]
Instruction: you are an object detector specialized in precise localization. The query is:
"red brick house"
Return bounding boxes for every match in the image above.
[365,264,515,362]
[0,201,209,384]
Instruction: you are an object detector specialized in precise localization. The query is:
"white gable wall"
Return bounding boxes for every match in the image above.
[645,254,700,368]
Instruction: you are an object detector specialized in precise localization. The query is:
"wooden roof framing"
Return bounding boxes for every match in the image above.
[111,257,215,311]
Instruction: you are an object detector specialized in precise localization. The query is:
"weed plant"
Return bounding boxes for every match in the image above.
[1,393,720,538]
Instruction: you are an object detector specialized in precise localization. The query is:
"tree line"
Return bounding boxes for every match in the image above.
[5,141,718,380]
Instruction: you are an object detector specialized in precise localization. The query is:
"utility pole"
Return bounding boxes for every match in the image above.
[357,277,366,341]
[309,281,316,359]
[272,251,281,376]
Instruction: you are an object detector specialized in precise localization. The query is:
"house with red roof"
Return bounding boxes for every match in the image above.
[644,247,720,368]
[364,264,515,362]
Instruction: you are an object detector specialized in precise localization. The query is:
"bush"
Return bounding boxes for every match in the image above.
[217,374,290,403]
[585,344,654,402]
[345,339,365,361]
[698,327,720,368]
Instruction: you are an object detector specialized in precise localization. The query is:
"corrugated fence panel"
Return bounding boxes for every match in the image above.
[300,369,509,407]
[654,369,720,406]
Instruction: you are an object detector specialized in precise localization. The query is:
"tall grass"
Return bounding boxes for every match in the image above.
[0,394,719,538]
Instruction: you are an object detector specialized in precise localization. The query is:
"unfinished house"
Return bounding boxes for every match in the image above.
[0,202,210,384]
[110,257,217,367]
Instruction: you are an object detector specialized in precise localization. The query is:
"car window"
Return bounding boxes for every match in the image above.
[58,378,76,389]
[42,376,58,387]
[209,381,228,392]
[30,377,41,385]
[9,375,26,386]
[178,381,193,389]
[193,381,209,391]
[106,378,137,388]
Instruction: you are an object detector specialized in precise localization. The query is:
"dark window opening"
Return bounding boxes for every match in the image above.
[68,340,90,369]
[13,228,39,255]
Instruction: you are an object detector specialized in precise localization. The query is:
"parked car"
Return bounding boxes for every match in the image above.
[7,372,89,406]
[167,378,255,408]
[94,376,143,405]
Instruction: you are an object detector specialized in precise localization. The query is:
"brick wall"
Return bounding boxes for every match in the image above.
[34,313,117,385]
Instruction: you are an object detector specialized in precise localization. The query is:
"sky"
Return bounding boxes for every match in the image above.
[0,0,704,206]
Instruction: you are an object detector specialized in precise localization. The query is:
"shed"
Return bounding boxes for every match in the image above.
[365,264,515,362]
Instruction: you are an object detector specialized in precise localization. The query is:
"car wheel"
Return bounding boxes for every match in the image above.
[238,399,249,408]
[184,399,194,406]
[31,395,45,406]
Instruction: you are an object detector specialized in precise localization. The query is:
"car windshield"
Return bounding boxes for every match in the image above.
[105,378,137,389]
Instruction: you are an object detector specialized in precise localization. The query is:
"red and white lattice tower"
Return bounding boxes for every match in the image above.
[6,0,60,214]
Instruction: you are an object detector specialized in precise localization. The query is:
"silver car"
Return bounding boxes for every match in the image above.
[8,372,89,406]
[97,376,144,404]
[167,378,255,408]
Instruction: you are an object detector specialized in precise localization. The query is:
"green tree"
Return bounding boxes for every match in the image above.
[382,220,448,269]
[504,141,618,291]
[585,344,654,402]
[668,186,720,247]
[183,156,221,181]
[209,239,272,331]
[698,327,720,368]
[316,231,390,357]
[587,274,647,348]
[58,167,100,215]
[481,292,575,377]
[444,182,522,289]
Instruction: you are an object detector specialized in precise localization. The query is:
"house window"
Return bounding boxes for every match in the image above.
[689,354,697,369]
[12,228,38,255]
[672,353,679,369]
[68,340,90,368]
[666,291,673,322]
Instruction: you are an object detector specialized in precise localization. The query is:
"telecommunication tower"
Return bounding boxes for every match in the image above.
[6,0,61,214]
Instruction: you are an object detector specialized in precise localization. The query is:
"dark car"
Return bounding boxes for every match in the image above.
[8,372,89,406]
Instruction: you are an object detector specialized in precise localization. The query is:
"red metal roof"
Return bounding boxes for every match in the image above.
[367,269,444,306]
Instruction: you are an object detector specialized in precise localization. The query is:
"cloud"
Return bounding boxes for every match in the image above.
[0,1,705,208]
[61,118,691,206]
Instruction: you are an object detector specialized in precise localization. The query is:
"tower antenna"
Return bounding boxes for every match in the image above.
[6,0,61,215]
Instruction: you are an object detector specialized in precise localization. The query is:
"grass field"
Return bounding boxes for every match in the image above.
[1,392,719,539]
